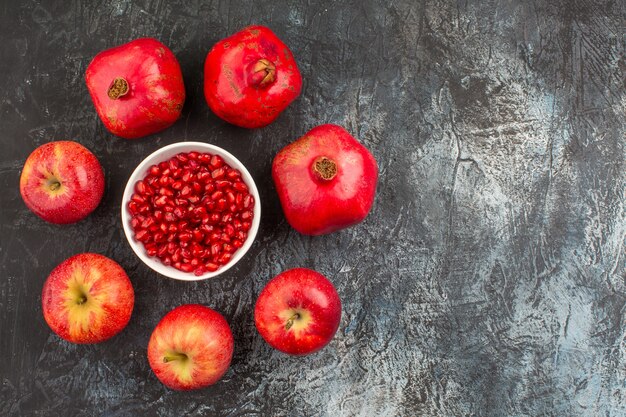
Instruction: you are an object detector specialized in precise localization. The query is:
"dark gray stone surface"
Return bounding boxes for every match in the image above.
[1,1,624,416]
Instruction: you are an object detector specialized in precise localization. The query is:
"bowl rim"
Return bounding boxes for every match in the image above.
[121,141,261,281]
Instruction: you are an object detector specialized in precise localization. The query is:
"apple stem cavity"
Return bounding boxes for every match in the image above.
[250,59,276,88]
[284,312,301,331]
[163,352,188,363]
[312,157,338,181]
[107,77,129,99]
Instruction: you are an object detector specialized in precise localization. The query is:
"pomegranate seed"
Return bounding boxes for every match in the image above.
[233,239,243,248]
[169,159,179,170]
[162,257,172,266]
[210,155,224,168]
[227,169,241,180]
[197,171,211,182]
[192,230,204,242]
[191,244,205,258]
[223,243,233,253]
[209,232,221,242]
[159,222,168,233]
[241,210,253,221]
[205,262,219,272]
[171,181,183,190]
[233,182,248,192]
[216,180,231,190]
[236,193,243,207]
[181,248,192,259]
[188,151,200,160]
[157,244,168,257]
[182,171,193,182]
[138,204,150,214]
[163,205,174,212]
[233,219,242,230]
[159,176,170,186]
[194,267,206,276]
[168,223,178,234]
[141,217,155,228]
[210,243,221,256]
[164,212,177,222]
[205,183,215,193]
[188,159,199,171]
[167,242,177,254]
[198,153,212,164]
[188,195,200,204]
[216,199,227,212]
[224,224,235,237]
[154,195,168,207]
[148,165,160,176]
[179,232,192,242]
[154,210,164,221]
[130,217,140,228]
[229,204,238,213]
[176,153,189,163]
[173,261,182,270]
[135,229,149,242]
[192,182,203,193]
[159,161,168,170]
[226,191,236,203]
[221,213,233,224]
[243,194,254,208]
[242,221,251,231]
[218,253,232,265]
[173,206,186,219]
[154,232,166,243]
[211,167,226,179]
[180,264,194,273]
[136,180,150,195]
[131,194,145,204]
[172,249,182,263]
[220,233,231,243]
[159,187,174,197]
[146,246,158,257]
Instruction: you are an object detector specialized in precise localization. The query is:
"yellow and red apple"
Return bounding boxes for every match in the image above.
[254,268,342,355]
[20,141,104,224]
[147,304,234,390]
[42,253,134,344]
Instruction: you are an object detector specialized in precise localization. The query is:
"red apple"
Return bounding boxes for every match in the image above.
[147,304,234,390]
[20,141,105,224]
[254,268,341,355]
[42,253,134,344]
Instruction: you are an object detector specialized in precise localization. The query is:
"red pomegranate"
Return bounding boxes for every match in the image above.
[85,38,185,139]
[204,25,302,128]
[272,124,378,235]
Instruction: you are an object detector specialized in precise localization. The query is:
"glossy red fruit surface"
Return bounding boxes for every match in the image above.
[42,253,134,344]
[86,38,185,139]
[147,304,234,390]
[20,141,105,224]
[254,268,341,355]
[128,152,255,275]
[272,124,378,235]
[204,25,302,128]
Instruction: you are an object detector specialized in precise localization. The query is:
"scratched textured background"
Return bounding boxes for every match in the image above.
[0,0,624,416]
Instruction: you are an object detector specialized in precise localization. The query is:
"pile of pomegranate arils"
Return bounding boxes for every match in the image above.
[127,151,255,276]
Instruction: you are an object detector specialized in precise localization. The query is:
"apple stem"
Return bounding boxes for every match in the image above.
[163,352,188,363]
[107,77,129,99]
[311,156,338,181]
[285,312,301,331]
[49,180,61,191]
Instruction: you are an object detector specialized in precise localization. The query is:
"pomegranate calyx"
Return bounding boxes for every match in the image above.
[250,59,276,88]
[107,77,129,99]
[312,157,338,181]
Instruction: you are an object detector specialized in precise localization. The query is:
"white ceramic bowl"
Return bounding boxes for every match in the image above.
[121,142,261,281]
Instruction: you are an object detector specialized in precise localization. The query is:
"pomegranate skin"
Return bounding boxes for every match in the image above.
[204,25,302,128]
[85,38,185,139]
[272,124,378,235]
